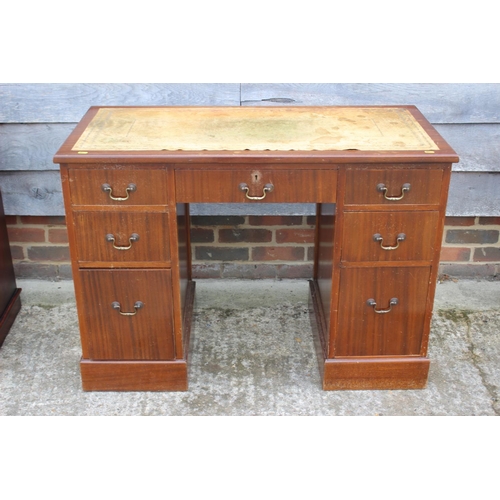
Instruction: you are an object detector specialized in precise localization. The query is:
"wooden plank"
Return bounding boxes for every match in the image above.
[0,123,75,170]
[241,83,500,123]
[2,123,499,172]
[323,357,430,390]
[447,172,500,216]
[0,83,241,123]
[2,83,499,124]
[0,170,64,215]
[435,124,500,172]
[80,359,188,391]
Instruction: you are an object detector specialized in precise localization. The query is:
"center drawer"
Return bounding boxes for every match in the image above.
[175,169,338,203]
[73,212,171,264]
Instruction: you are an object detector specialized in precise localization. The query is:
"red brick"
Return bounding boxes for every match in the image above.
[190,228,214,243]
[5,216,18,225]
[445,230,498,244]
[439,247,471,262]
[219,228,272,243]
[478,217,500,225]
[27,246,70,262]
[48,228,69,243]
[473,247,500,262]
[252,246,304,261]
[195,246,248,261]
[248,216,303,226]
[276,228,315,243]
[7,227,45,243]
[9,245,25,260]
[444,217,476,226]
[307,247,315,261]
[20,216,66,225]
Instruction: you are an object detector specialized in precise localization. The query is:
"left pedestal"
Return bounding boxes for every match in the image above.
[60,165,193,391]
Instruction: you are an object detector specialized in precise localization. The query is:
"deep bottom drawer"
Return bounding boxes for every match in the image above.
[78,269,175,360]
[336,267,431,356]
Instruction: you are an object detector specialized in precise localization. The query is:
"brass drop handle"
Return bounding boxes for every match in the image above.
[111,301,144,316]
[367,297,399,314]
[102,183,137,201]
[239,182,274,200]
[106,233,139,250]
[376,182,411,201]
[373,233,406,250]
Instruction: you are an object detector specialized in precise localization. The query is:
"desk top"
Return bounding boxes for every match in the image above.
[54,106,459,164]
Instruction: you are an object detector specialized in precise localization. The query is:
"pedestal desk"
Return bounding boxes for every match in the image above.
[53,106,459,391]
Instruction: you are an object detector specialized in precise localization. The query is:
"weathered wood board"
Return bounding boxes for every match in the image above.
[0,83,241,123]
[434,124,500,172]
[241,83,500,123]
[0,123,76,171]
[2,83,500,124]
[447,173,500,216]
[0,171,64,216]
[1,83,499,217]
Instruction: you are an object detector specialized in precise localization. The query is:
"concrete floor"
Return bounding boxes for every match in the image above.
[1,278,499,415]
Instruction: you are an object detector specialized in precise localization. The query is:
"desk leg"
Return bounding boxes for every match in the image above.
[311,203,336,359]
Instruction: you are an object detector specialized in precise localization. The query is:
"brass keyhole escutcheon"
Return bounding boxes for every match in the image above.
[251,170,263,184]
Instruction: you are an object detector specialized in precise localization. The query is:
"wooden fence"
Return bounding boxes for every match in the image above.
[1,83,499,216]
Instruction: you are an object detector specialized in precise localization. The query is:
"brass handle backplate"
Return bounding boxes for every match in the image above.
[102,183,137,201]
[367,297,399,314]
[239,183,274,200]
[111,301,144,316]
[376,182,411,201]
[373,233,406,250]
[106,233,139,250]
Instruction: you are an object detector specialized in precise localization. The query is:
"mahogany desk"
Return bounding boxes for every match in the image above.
[53,106,459,391]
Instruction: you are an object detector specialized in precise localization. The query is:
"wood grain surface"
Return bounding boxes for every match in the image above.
[0,83,240,123]
[335,267,431,357]
[341,211,440,262]
[79,269,176,360]
[240,83,500,123]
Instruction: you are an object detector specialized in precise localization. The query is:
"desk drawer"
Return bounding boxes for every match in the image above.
[69,168,169,206]
[344,167,443,206]
[341,211,440,262]
[79,269,175,360]
[175,169,337,203]
[73,212,171,264]
[336,267,430,357]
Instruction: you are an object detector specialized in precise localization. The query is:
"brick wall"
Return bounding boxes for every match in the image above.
[439,217,500,279]
[6,216,72,280]
[190,216,315,279]
[5,215,500,280]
